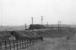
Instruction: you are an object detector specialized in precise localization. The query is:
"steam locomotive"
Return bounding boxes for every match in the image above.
[26,24,45,30]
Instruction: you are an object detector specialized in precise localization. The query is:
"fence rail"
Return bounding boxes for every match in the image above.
[0,40,38,50]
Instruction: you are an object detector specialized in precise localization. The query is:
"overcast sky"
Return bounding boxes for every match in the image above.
[0,0,76,26]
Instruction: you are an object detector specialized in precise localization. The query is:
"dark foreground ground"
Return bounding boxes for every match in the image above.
[0,27,76,50]
[17,36,76,50]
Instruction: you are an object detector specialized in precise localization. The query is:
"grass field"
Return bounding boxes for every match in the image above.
[0,26,76,40]
[23,36,76,50]
[0,26,76,50]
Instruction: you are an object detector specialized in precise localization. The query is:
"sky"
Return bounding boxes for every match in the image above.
[0,0,76,26]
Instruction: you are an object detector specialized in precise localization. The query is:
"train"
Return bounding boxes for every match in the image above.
[25,24,46,30]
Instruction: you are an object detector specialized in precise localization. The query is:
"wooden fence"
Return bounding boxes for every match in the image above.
[0,40,37,50]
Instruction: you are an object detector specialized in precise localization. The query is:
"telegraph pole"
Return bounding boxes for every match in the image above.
[58,21,61,27]
[1,3,3,28]
[31,17,34,24]
[47,22,48,27]
[41,16,43,25]
[58,16,62,32]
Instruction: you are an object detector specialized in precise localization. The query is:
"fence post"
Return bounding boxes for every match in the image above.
[30,41,32,45]
[26,40,29,47]
[5,40,7,50]
[22,40,23,48]
[1,40,3,50]
[18,40,20,49]
[24,40,26,48]
[20,40,21,49]
[22,40,24,48]
[16,41,18,50]
[13,40,15,50]
[21,40,22,49]
[9,40,12,50]
[23,40,25,48]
